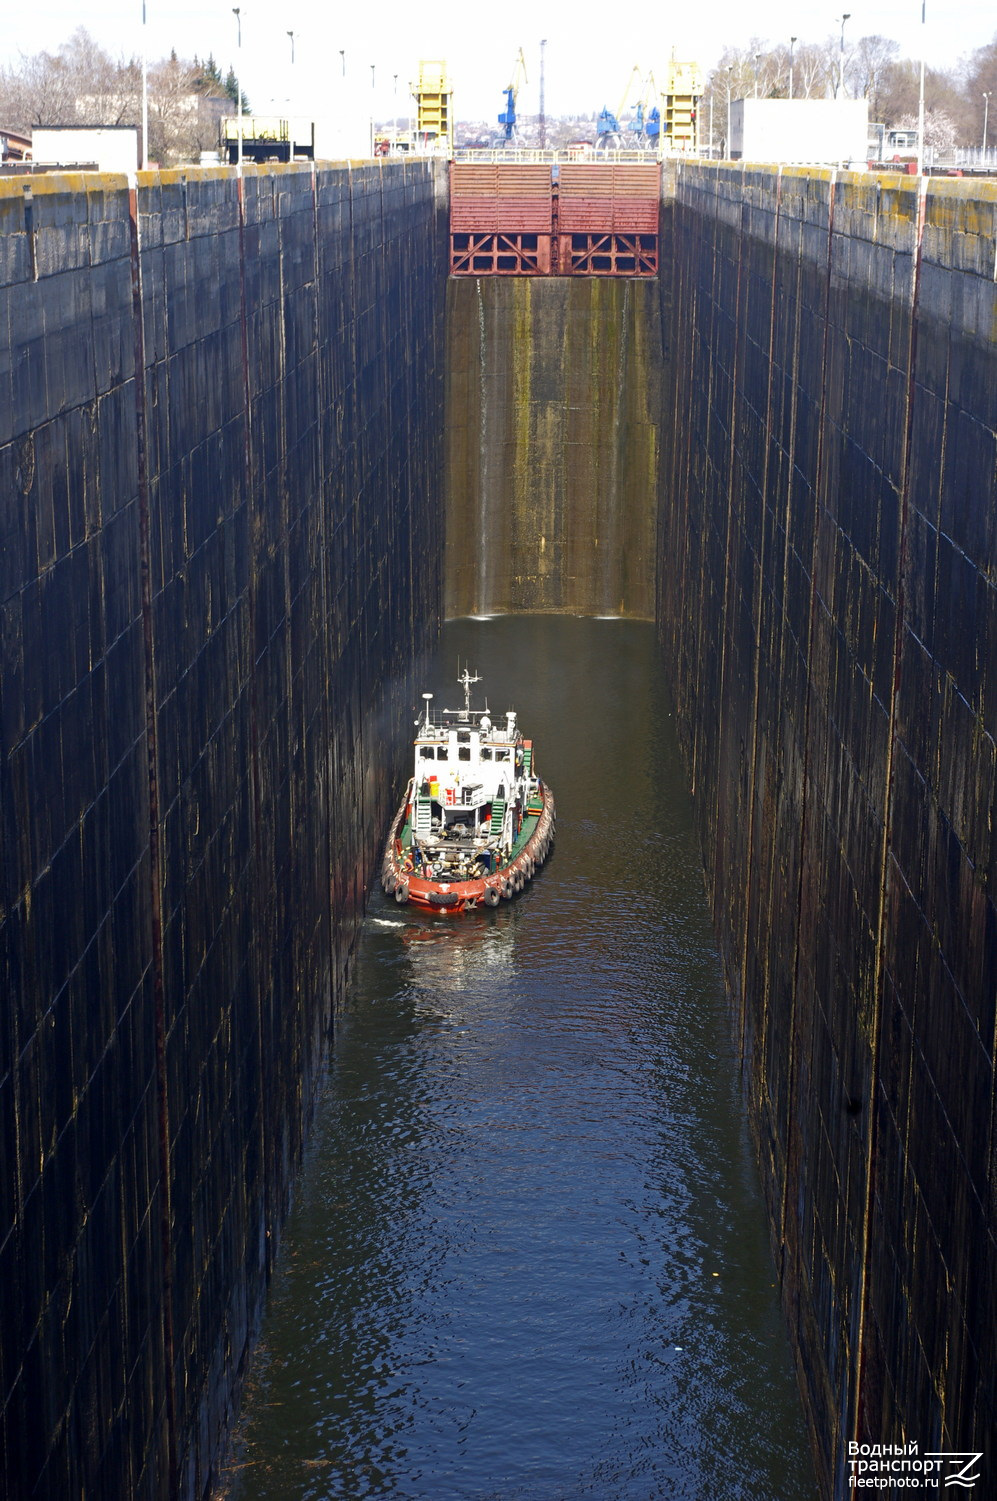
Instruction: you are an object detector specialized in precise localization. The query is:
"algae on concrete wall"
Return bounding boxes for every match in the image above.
[0,159,446,1500]
[445,275,661,619]
[657,162,997,1499]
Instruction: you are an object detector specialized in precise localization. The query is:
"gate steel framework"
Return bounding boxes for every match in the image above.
[449,161,660,277]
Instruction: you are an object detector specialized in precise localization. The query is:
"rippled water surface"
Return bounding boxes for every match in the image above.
[224,617,816,1500]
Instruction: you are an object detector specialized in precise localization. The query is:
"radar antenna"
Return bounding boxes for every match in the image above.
[457,664,482,715]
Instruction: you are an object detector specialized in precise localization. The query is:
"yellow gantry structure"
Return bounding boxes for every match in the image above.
[662,58,703,152]
[414,60,454,155]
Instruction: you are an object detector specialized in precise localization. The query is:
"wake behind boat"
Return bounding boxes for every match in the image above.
[381,669,555,912]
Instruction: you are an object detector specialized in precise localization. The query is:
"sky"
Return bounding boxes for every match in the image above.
[2,0,995,130]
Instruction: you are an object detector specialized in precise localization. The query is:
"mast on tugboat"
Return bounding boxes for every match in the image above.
[457,665,482,717]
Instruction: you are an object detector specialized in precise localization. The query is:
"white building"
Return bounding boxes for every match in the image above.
[31,126,139,174]
[730,98,869,167]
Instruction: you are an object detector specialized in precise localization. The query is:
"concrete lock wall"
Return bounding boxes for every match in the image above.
[445,276,661,618]
[0,159,446,1497]
[658,163,997,1496]
[4,151,997,1501]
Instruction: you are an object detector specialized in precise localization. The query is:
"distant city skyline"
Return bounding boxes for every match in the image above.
[2,0,993,126]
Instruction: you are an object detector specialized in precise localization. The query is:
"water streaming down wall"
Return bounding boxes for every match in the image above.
[0,161,446,1498]
[445,275,661,618]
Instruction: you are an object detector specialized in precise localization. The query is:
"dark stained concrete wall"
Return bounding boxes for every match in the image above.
[0,160,445,1498]
[658,164,997,1496]
[445,276,661,618]
[6,152,996,1501]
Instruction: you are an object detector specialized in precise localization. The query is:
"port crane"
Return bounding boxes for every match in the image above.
[638,73,661,145]
[498,49,528,141]
[597,66,659,148]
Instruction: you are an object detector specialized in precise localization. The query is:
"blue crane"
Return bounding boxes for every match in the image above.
[498,49,528,141]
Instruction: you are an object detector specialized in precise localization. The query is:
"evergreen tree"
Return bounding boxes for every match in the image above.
[223,64,249,112]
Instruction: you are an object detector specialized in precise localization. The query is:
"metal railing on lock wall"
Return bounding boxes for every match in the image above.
[453,147,671,165]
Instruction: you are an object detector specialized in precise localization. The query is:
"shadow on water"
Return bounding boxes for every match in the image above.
[220,617,817,1501]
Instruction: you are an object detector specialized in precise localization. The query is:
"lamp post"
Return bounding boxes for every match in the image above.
[838,14,850,98]
[287,30,295,65]
[726,65,733,158]
[983,92,991,152]
[339,49,345,77]
[789,36,797,101]
[916,0,926,175]
[539,39,547,150]
[140,0,149,169]
[232,7,243,169]
[754,54,761,99]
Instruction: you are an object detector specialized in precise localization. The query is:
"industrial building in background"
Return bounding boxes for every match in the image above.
[29,125,139,173]
[221,117,316,165]
[730,98,870,166]
[0,127,31,164]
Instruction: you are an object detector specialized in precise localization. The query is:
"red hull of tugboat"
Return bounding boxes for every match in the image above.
[381,781,556,913]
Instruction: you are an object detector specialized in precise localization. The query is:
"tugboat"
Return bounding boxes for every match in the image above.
[380,669,555,912]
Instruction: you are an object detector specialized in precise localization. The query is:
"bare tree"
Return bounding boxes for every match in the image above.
[695,26,988,152]
[0,29,134,128]
[846,35,901,119]
[959,34,997,146]
[146,53,230,164]
[877,59,963,128]
[795,40,837,99]
[0,28,236,164]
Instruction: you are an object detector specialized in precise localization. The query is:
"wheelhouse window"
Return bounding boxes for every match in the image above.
[436,747,449,761]
[458,747,471,761]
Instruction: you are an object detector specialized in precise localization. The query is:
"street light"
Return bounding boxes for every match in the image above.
[370,64,375,89]
[916,0,926,175]
[232,7,242,170]
[141,0,148,170]
[983,92,991,152]
[754,54,761,99]
[287,30,295,65]
[339,49,345,77]
[838,14,851,98]
[727,64,733,158]
[789,36,797,101]
[539,39,547,150]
